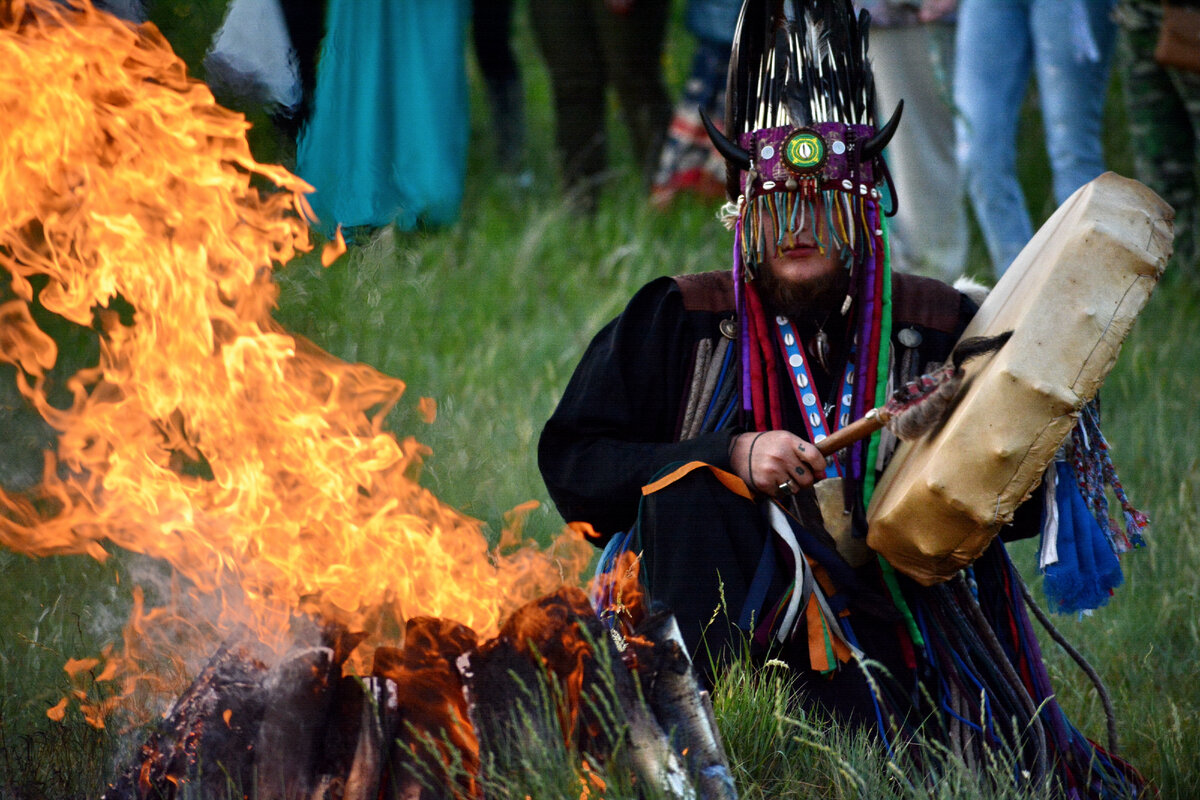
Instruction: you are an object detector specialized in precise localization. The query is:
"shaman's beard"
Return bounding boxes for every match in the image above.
[755,262,850,324]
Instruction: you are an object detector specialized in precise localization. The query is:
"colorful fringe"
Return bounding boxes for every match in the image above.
[728,188,895,674]
[1035,401,1148,616]
[1068,402,1149,554]
[1040,460,1125,615]
[899,544,1148,799]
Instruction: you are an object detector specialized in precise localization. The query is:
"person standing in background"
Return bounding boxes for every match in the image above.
[276,0,328,140]
[1115,0,1200,276]
[650,0,742,208]
[857,0,967,283]
[954,0,1118,277]
[529,0,672,213]
[296,0,470,237]
[472,0,528,176]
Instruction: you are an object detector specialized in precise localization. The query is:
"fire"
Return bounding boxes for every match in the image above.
[579,760,607,800]
[1,0,590,722]
[594,549,647,635]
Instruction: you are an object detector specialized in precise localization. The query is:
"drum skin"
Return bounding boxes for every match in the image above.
[867,173,1174,585]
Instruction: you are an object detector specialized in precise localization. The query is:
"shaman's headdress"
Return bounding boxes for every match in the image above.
[705,0,902,491]
[704,0,900,272]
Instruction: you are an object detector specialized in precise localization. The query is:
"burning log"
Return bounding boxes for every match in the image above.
[101,638,271,800]
[372,617,480,800]
[310,676,399,800]
[459,587,695,798]
[101,589,741,800]
[626,612,738,800]
[253,645,340,799]
[455,626,563,773]
[101,625,364,800]
[347,677,400,800]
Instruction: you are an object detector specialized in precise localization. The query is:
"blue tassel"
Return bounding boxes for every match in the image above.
[1041,461,1123,615]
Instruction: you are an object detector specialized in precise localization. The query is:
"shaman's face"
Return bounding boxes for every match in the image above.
[755,199,848,320]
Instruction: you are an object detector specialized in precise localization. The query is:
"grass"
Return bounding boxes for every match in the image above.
[707,647,1106,800]
[2,1,1198,798]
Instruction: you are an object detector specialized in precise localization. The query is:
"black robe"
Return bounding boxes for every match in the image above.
[538,269,978,722]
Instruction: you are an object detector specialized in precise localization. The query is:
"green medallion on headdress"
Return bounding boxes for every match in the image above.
[782,128,826,174]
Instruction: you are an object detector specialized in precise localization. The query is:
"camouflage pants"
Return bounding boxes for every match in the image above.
[1118,8,1200,274]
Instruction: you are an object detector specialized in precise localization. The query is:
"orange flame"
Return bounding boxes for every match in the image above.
[321,226,347,267]
[580,760,607,800]
[46,697,68,722]
[1,0,591,721]
[418,396,437,424]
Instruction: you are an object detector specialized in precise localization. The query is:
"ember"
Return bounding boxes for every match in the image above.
[0,0,590,724]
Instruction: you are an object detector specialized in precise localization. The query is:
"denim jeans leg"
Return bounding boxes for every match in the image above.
[1032,0,1118,205]
[954,0,1036,276]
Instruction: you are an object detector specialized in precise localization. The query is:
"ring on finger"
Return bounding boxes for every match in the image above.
[777,480,796,497]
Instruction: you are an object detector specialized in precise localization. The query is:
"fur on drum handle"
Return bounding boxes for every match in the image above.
[816,331,1013,458]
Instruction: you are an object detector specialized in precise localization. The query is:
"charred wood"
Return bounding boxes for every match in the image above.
[462,587,696,799]
[309,676,400,800]
[100,638,270,800]
[344,678,400,800]
[372,617,479,800]
[101,594,742,800]
[253,645,343,799]
[459,632,567,775]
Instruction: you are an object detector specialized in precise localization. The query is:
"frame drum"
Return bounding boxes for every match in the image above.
[867,173,1174,585]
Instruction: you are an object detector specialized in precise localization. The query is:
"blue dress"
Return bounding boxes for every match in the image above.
[297,0,468,235]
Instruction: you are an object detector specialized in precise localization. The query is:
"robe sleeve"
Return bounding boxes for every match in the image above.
[538,277,738,543]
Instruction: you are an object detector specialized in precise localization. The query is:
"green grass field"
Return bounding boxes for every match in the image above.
[1,3,1197,798]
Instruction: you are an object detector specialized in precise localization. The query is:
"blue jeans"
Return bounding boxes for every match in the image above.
[954,0,1117,275]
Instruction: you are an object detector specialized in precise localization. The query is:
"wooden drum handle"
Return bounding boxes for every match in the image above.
[815,408,890,457]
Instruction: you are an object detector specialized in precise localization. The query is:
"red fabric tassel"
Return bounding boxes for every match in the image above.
[746,285,783,431]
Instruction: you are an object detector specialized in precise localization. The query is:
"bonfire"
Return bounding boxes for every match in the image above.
[1,4,734,798]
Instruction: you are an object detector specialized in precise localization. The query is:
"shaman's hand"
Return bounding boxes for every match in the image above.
[730,430,827,499]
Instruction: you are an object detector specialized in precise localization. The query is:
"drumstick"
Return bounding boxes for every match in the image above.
[816,332,1013,458]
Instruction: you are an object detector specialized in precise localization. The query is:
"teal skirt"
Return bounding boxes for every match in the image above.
[297,0,468,235]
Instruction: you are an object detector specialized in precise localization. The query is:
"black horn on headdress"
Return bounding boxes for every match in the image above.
[699,108,751,172]
[860,100,904,162]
